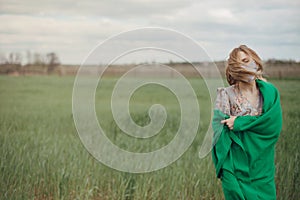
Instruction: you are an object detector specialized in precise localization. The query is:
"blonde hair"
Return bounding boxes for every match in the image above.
[226,45,266,85]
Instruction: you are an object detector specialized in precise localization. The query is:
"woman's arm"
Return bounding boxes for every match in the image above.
[215,87,231,116]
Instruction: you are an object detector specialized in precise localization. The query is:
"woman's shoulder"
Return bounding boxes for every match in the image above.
[217,85,236,97]
[256,79,279,93]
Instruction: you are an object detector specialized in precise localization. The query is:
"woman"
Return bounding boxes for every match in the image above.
[211,45,282,199]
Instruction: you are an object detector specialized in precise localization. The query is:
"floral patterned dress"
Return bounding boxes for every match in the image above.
[214,84,263,117]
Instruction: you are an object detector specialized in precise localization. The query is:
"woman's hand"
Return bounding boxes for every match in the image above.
[221,116,237,130]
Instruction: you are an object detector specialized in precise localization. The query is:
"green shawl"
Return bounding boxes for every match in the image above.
[212,79,282,181]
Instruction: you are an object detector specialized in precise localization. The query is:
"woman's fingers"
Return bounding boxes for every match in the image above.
[221,118,234,130]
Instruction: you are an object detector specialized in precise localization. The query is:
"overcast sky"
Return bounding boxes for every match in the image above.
[0,0,299,64]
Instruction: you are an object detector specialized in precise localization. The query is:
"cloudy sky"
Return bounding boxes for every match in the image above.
[0,0,299,64]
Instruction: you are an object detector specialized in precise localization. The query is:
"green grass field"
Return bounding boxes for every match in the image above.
[0,75,299,200]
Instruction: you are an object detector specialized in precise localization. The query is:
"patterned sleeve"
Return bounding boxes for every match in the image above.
[214,87,231,116]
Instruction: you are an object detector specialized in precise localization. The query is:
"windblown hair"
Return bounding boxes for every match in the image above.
[226,45,265,85]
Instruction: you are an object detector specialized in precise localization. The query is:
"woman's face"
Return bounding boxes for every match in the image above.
[238,50,252,65]
[237,50,258,82]
[238,51,258,72]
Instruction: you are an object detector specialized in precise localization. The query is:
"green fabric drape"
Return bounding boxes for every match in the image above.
[212,79,282,200]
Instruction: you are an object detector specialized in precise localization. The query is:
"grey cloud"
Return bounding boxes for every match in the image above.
[0,0,194,18]
[0,0,299,63]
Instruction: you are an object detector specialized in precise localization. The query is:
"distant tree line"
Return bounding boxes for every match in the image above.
[263,58,300,65]
[0,51,299,77]
[0,51,61,75]
[169,59,300,66]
